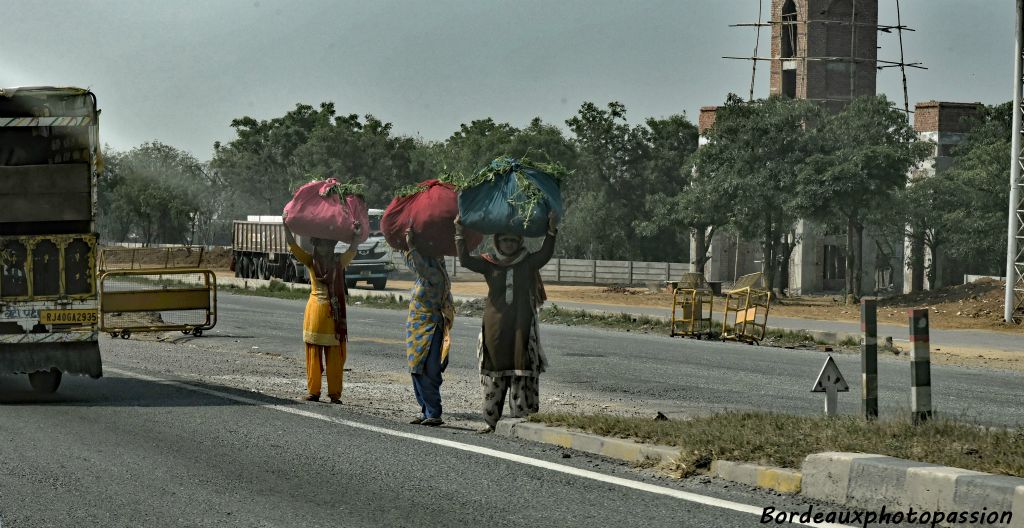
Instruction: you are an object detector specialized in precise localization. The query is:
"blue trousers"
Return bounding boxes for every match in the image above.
[412,325,444,419]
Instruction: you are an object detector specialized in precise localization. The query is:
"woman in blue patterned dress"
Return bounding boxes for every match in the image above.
[403,227,454,426]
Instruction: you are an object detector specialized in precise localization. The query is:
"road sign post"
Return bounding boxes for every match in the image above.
[861,298,878,420]
[909,308,933,424]
[812,355,849,417]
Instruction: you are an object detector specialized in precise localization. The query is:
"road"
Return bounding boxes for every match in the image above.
[1,368,855,527]
[2,290,1022,527]
[209,292,1023,426]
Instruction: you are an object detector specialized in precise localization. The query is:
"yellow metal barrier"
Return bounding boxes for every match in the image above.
[721,272,771,344]
[98,268,217,339]
[668,272,715,338]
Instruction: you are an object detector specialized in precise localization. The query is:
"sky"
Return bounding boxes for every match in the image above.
[2,0,1016,160]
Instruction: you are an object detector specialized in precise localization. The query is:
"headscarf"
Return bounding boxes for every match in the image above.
[312,244,348,344]
[481,234,547,308]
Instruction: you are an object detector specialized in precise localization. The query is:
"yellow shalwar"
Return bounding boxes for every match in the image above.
[288,241,357,400]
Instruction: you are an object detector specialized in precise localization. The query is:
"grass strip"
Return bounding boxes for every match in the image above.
[528,411,1024,478]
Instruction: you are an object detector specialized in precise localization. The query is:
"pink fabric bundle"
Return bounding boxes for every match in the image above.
[283,178,369,244]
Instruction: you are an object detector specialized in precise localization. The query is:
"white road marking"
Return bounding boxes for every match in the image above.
[105,366,852,528]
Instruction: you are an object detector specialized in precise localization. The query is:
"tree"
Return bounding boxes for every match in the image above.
[99,142,212,245]
[563,102,654,260]
[796,95,930,301]
[903,102,1011,283]
[633,116,716,268]
[211,103,335,218]
[693,95,823,294]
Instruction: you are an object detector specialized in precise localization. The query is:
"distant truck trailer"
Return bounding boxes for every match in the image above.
[231,210,394,290]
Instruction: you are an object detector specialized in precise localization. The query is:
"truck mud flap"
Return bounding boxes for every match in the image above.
[0,341,102,378]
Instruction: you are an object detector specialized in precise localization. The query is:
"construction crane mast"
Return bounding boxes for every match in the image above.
[1006,0,1024,323]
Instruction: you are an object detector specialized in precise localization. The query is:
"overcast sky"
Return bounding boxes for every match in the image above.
[2,1,1015,160]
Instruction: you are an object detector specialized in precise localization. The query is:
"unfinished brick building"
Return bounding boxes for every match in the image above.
[698,0,978,295]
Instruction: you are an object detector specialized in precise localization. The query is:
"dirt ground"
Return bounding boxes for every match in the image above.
[99,245,234,270]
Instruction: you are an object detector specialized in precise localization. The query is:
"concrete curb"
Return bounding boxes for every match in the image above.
[710,460,803,494]
[492,419,803,494]
[803,452,1024,526]
[493,419,678,464]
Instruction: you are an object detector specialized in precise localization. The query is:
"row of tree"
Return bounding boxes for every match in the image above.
[96,96,1011,300]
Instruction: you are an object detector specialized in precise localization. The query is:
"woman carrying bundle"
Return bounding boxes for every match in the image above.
[455,211,558,433]
[285,226,360,403]
[402,227,454,426]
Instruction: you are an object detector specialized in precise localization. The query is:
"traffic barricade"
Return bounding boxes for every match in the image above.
[721,272,771,344]
[668,272,715,338]
[98,268,217,339]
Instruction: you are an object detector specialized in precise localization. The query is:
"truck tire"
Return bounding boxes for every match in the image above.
[239,256,252,278]
[257,258,269,280]
[28,368,62,393]
[371,278,387,290]
[283,261,297,283]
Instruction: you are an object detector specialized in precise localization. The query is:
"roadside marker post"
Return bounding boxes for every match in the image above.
[861,298,878,420]
[909,308,933,424]
[811,355,849,417]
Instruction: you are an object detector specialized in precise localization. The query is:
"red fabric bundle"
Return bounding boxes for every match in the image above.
[382,179,482,257]
[283,178,369,244]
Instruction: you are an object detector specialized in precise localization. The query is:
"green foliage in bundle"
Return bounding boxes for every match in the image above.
[441,155,569,229]
[318,179,366,199]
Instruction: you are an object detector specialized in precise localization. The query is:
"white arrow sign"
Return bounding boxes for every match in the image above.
[811,355,849,416]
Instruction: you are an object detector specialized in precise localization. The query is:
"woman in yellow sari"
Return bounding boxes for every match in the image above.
[286,225,360,403]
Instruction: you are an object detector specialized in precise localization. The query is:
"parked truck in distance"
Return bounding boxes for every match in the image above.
[231,209,393,289]
[0,86,104,392]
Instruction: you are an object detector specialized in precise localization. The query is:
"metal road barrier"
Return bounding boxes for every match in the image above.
[721,272,771,345]
[98,268,217,339]
[668,273,715,338]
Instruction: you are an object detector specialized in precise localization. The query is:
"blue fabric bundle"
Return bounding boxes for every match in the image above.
[457,158,565,237]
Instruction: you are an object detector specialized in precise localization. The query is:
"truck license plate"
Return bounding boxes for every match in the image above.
[360,270,371,276]
[39,309,98,325]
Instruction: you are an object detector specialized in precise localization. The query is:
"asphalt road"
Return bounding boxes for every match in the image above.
[0,368,854,528]
[212,292,1024,427]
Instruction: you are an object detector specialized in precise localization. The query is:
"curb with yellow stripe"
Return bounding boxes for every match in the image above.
[494,419,801,494]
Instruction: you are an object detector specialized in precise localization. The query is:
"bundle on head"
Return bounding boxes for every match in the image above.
[283,178,369,245]
[381,179,483,257]
[451,156,566,237]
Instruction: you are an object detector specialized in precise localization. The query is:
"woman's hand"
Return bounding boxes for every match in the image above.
[352,220,363,240]
[454,214,463,236]
[547,211,559,233]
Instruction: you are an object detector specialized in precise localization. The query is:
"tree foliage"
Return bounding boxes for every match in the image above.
[99,142,214,245]
[693,95,823,293]
[797,95,930,299]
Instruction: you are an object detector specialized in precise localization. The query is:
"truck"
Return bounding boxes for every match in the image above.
[231,209,394,289]
[0,86,104,392]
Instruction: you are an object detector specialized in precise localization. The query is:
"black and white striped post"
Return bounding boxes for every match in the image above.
[909,308,933,424]
[861,298,878,420]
